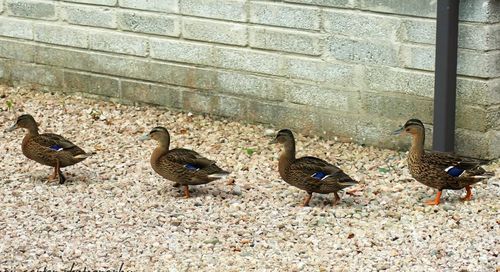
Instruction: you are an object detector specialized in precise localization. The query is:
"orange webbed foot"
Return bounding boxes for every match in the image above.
[461,186,473,202]
[425,191,442,205]
[183,185,190,199]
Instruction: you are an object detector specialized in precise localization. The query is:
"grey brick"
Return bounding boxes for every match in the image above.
[286,57,355,87]
[361,92,434,124]
[364,67,434,98]
[455,128,496,159]
[11,63,62,86]
[285,83,360,112]
[119,0,178,13]
[457,77,500,106]
[459,0,500,23]
[214,47,285,76]
[62,0,117,6]
[87,53,149,79]
[121,80,182,108]
[150,39,214,66]
[147,62,216,90]
[216,72,282,101]
[0,39,34,62]
[34,23,88,48]
[90,31,148,56]
[283,0,352,8]
[324,10,400,40]
[401,44,500,78]
[182,90,218,114]
[0,0,4,13]
[64,71,119,97]
[456,104,491,132]
[245,100,286,124]
[62,4,116,28]
[183,18,247,46]
[250,2,320,30]
[359,0,436,18]
[0,17,33,39]
[0,60,8,82]
[402,19,500,51]
[249,27,322,56]
[180,0,246,22]
[118,11,180,37]
[328,36,399,66]
[6,0,55,20]
[35,46,90,71]
[214,94,247,119]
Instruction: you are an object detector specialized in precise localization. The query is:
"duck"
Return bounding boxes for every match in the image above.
[270,129,358,207]
[5,114,95,184]
[393,119,493,205]
[139,126,229,198]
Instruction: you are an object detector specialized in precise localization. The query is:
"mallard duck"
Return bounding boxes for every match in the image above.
[139,126,229,198]
[5,114,95,184]
[270,129,358,207]
[393,119,493,205]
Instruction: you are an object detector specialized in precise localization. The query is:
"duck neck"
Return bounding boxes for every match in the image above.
[25,123,39,136]
[409,132,425,159]
[151,136,170,163]
[278,140,296,178]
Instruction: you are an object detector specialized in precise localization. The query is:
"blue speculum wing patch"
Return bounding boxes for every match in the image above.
[50,145,63,151]
[311,171,327,180]
[445,166,465,177]
[184,164,200,171]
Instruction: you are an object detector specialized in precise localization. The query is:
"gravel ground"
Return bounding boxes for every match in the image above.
[0,85,498,271]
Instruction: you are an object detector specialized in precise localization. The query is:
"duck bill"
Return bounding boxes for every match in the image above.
[392,127,404,136]
[5,123,18,132]
[138,134,151,141]
[268,138,278,145]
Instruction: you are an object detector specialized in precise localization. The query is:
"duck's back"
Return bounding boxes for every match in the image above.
[22,133,86,167]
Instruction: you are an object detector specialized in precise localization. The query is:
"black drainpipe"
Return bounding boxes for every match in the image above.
[432,0,460,153]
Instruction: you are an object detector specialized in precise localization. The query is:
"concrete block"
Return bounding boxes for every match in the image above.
[328,36,399,66]
[87,53,149,79]
[182,90,218,115]
[216,71,282,101]
[455,128,496,158]
[0,39,34,62]
[401,44,500,78]
[0,1,3,13]
[286,57,355,87]
[183,18,247,46]
[64,71,119,97]
[90,31,148,56]
[361,92,434,124]
[62,0,117,6]
[283,0,353,8]
[0,17,33,39]
[119,0,178,13]
[121,80,183,108]
[250,2,320,30]
[324,10,400,40]
[364,66,434,98]
[150,39,214,66]
[358,0,436,18]
[245,100,287,124]
[457,77,500,106]
[214,47,285,76]
[34,23,88,48]
[62,4,116,28]
[402,19,500,51]
[249,27,322,56]
[285,83,360,112]
[214,94,247,119]
[459,0,500,23]
[147,62,216,90]
[456,104,491,132]
[11,63,62,87]
[118,11,180,37]
[6,0,55,20]
[180,0,246,22]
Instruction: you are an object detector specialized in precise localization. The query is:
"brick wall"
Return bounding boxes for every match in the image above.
[0,0,498,158]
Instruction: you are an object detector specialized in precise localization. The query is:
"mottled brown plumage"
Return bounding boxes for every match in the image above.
[270,129,358,206]
[394,119,493,205]
[6,114,94,184]
[139,126,229,198]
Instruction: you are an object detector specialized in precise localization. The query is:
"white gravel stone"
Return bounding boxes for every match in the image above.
[0,85,498,271]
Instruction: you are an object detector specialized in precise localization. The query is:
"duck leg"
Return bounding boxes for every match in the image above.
[183,185,190,198]
[56,160,66,184]
[301,192,313,207]
[461,185,473,201]
[332,192,341,205]
[425,190,442,205]
[48,167,58,180]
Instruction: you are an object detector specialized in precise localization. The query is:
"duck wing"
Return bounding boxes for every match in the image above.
[291,156,357,186]
[33,133,85,155]
[165,148,215,169]
[423,151,490,177]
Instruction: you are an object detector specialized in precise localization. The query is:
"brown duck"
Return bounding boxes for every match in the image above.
[139,126,229,198]
[270,129,358,207]
[393,119,493,205]
[5,114,95,184]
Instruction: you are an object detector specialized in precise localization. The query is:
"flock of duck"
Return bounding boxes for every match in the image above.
[5,114,494,206]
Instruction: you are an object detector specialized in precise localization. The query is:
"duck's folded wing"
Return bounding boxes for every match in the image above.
[291,156,340,175]
[33,133,78,150]
[424,151,487,177]
[165,148,215,168]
